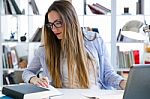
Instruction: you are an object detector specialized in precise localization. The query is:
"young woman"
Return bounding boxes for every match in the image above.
[22,0,126,89]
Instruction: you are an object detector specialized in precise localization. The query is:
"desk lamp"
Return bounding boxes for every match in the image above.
[121,20,146,41]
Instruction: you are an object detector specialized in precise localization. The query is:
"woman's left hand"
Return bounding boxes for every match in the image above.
[119,80,127,90]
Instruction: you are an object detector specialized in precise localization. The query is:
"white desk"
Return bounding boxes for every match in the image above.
[51,89,124,99]
[0,87,124,99]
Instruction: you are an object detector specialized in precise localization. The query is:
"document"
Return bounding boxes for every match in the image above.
[82,89,124,99]
[81,89,100,98]
[46,85,63,97]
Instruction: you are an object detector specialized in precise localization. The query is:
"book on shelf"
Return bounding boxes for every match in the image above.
[2,84,63,99]
[93,3,111,13]
[136,1,140,14]
[29,27,42,42]
[3,0,22,14]
[136,0,144,14]
[88,4,105,15]
[3,0,11,14]
[10,0,22,14]
[117,29,124,42]
[10,49,18,67]
[2,45,12,69]
[83,0,87,15]
[88,3,111,15]
[133,50,140,64]
[29,0,39,15]
[7,51,13,69]
[117,48,139,68]
[6,0,17,14]
[3,45,15,69]
[2,44,28,69]
[5,0,12,14]
[2,53,6,69]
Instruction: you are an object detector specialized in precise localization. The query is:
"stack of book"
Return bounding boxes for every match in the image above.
[2,0,40,15]
[117,48,139,68]
[2,44,28,69]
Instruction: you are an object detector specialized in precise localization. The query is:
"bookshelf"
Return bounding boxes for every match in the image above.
[0,0,113,87]
[116,0,150,71]
[0,0,44,86]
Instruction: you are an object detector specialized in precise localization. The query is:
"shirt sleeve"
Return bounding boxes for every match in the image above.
[22,47,42,83]
[103,47,124,89]
[95,33,124,89]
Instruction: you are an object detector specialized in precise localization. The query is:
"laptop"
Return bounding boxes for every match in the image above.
[123,64,150,99]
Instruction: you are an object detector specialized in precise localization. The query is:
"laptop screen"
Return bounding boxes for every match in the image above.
[123,64,150,99]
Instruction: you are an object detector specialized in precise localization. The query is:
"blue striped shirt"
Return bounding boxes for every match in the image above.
[22,31,124,89]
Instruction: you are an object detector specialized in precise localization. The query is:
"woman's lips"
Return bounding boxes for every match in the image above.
[55,33,61,35]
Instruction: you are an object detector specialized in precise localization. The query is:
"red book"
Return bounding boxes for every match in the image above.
[133,50,139,64]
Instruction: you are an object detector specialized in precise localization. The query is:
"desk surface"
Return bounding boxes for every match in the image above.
[0,88,124,99]
[51,89,124,99]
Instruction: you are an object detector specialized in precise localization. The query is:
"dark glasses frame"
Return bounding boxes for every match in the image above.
[46,19,63,30]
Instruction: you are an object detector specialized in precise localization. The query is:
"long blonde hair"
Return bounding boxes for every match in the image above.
[43,0,94,88]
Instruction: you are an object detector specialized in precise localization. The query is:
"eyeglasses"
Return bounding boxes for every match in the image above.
[46,19,63,29]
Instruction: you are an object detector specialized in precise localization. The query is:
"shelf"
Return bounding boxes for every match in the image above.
[115,0,150,68]
[3,68,25,72]
[115,68,130,72]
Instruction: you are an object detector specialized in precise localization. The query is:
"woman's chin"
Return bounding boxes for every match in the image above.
[56,36,62,39]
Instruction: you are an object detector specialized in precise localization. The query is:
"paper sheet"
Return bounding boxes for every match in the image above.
[82,89,124,99]
[44,85,63,97]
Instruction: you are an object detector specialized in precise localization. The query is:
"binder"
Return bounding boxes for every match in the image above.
[2,84,52,99]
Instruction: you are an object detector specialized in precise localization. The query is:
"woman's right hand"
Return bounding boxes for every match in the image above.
[29,76,49,88]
